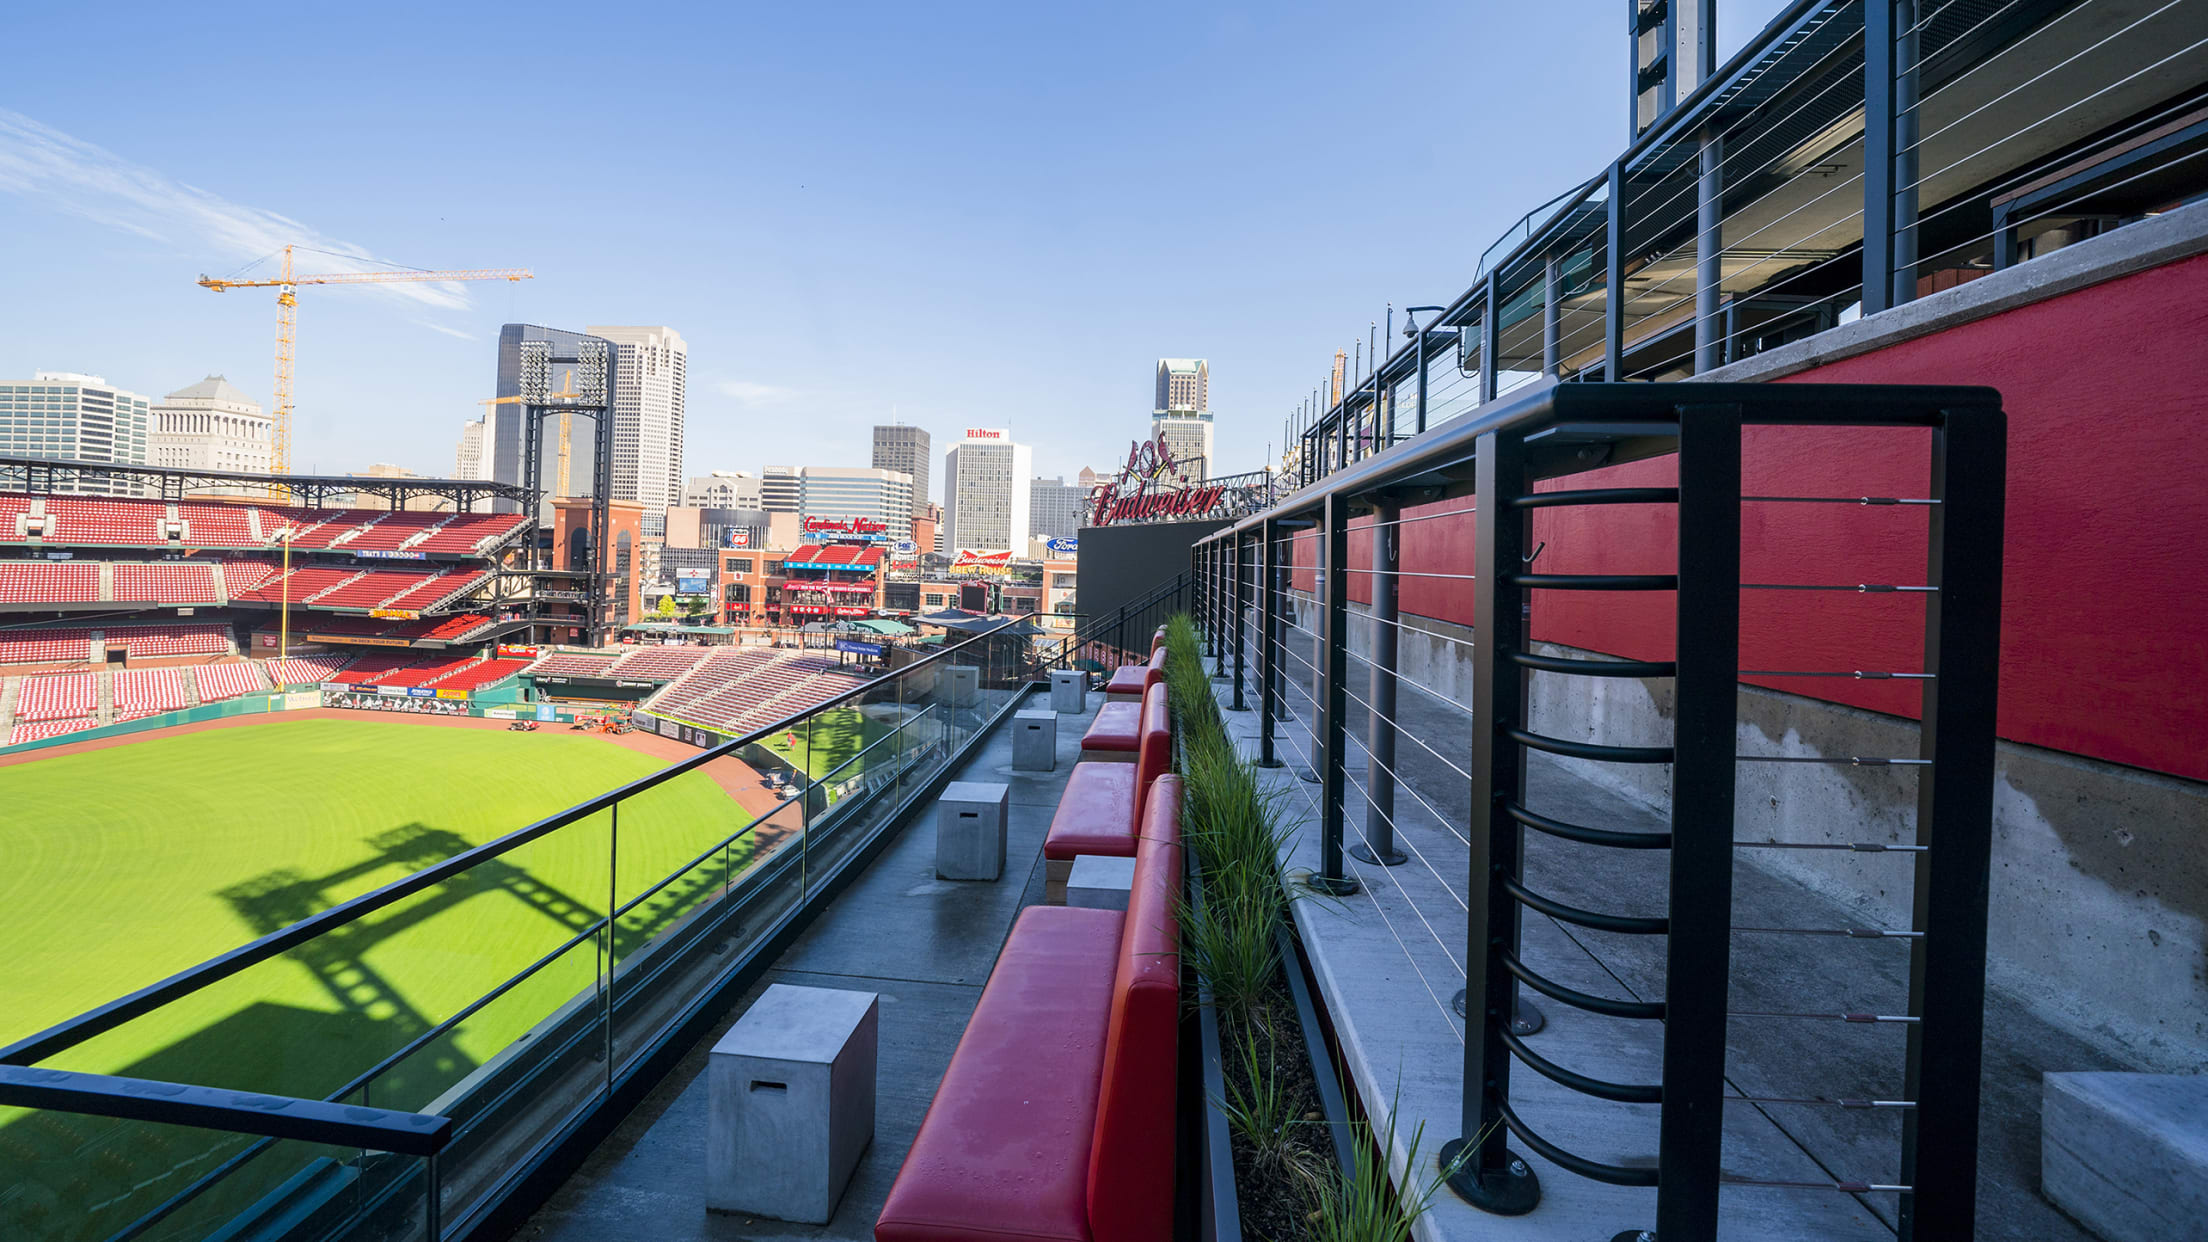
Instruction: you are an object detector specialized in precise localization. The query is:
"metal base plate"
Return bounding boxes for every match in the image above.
[1452,990,1547,1036]
[1440,1139,1541,1215]
[1610,1232,1658,1242]
[1349,842,1407,866]
[1303,875,1359,897]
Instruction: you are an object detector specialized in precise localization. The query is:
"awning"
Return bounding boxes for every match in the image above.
[781,544,887,572]
[853,619,915,636]
[783,579,876,595]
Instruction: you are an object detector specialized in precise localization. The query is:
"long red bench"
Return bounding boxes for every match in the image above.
[1080,681,1163,762]
[1045,684,1172,901]
[1104,646,1166,703]
[876,776,1183,1242]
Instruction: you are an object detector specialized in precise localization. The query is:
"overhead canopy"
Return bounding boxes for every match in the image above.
[853,618,915,636]
[915,608,982,625]
[783,544,886,572]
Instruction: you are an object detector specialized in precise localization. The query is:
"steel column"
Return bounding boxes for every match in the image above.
[1606,161,1627,379]
[1229,532,1249,710]
[1863,0,1924,315]
[1543,257,1563,376]
[1444,428,1539,1214]
[1648,404,1743,1241]
[1312,493,1356,896]
[1695,130,1724,374]
[1353,499,1406,866]
[1257,520,1283,766]
[1898,406,2005,1242]
[1479,273,1500,402]
[1212,540,1229,678]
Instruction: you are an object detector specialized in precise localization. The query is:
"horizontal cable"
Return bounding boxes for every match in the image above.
[1503,799,1672,850]
[1729,1011,1919,1024]
[1493,1096,1659,1187]
[1508,573,1678,591]
[1729,1095,1914,1109]
[1740,669,1932,680]
[1733,840,1925,852]
[1500,949,1664,1020]
[1512,650,1676,679]
[1501,1024,1662,1104]
[1508,727,1674,765]
[1742,583,1936,593]
[1510,487,1678,509]
[1721,1176,1913,1193]
[1742,495,1937,506]
[1733,926,1922,940]
[1500,873,1669,935]
[1736,755,1931,766]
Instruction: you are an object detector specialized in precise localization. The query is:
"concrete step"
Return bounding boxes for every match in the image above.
[2044,1072,2208,1242]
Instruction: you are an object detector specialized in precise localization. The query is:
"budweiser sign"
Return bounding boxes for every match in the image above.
[1089,483,1227,525]
[950,548,1015,575]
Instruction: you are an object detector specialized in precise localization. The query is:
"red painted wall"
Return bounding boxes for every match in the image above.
[1290,253,2208,782]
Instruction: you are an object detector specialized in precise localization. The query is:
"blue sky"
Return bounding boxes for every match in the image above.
[0,1,1783,487]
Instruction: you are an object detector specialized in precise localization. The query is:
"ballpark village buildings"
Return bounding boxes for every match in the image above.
[938,427,1031,553]
[871,423,932,506]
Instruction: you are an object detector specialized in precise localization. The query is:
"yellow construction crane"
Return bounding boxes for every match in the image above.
[199,245,532,480]
[479,368,583,498]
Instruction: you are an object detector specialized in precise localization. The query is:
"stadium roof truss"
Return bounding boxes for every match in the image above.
[0,456,532,510]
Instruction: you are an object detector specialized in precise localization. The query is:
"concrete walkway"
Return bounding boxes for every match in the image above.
[1218,630,2113,1242]
[516,687,1096,1242]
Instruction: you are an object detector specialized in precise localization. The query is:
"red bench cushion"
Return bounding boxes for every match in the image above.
[1087,778,1185,1242]
[1103,665,1148,695]
[1045,761,1139,860]
[876,907,1124,1242]
[1082,701,1141,751]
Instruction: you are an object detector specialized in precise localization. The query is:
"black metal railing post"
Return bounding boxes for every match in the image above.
[1211,539,1230,678]
[1257,519,1283,767]
[1229,531,1249,710]
[1353,497,1406,866]
[1605,160,1627,379]
[1899,405,2005,1242]
[1444,427,1539,1214]
[1311,492,1356,896]
[1646,404,1743,1241]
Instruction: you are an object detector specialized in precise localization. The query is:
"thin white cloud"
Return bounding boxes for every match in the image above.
[413,320,477,342]
[0,109,473,313]
[717,380,799,403]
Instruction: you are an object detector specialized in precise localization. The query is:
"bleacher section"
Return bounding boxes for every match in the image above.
[266,653,353,686]
[8,717,97,745]
[105,624,229,659]
[423,657,530,692]
[636,649,876,736]
[327,653,437,685]
[409,513,528,555]
[174,503,260,546]
[15,672,96,721]
[113,562,219,605]
[193,662,269,702]
[0,562,98,604]
[0,628,95,666]
[113,668,188,720]
[527,650,620,678]
[42,497,159,545]
[604,647,711,680]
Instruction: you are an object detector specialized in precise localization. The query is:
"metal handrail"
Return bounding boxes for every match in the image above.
[0,1065,450,1157]
[0,618,1033,1068]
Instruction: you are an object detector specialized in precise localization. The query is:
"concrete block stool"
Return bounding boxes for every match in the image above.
[935,781,1009,880]
[708,984,879,1223]
[946,664,979,710]
[1065,855,1137,911]
[1012,709,1057,771]
[1049,668,1087,714]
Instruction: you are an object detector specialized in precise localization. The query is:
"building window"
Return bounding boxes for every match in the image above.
[726,556,754,574]
[726,583,752,604]
[925,593,946,608]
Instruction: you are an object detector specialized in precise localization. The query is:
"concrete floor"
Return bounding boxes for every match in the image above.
[1230,625,2114,1242]
[512,688,1092,1242]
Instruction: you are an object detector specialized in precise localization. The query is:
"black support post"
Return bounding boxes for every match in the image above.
[1353,499,1406,866]
[1543,257,1563,376]
[1211,540,1228,679]
[1312,493,1356,897]
[1695,130,1723,375]
[1606,161,1628,380]
[1480,274,1499,402]
[1257,519,1283,767]
[1444,429,1539,1215]
[1863,0,1920,315]
[1642,404,1743,1242]
[1899,405,2005,1242]
[1229,532,1249,711]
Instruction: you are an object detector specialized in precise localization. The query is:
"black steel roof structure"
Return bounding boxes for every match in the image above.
[0,456,532,510]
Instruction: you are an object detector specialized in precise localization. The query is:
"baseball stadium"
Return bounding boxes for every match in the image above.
[0,460,1029,1242]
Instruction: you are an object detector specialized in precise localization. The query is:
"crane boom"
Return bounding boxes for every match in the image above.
[197,245,533,485]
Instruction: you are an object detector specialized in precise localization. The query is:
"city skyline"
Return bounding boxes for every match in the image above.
[0,4,1788,485]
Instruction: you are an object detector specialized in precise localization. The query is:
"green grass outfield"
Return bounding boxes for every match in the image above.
[755,704,892,781]
[0,717,759,1089]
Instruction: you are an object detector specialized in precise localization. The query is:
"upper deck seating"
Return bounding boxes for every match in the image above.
[0,628,96,666]
[174,503,260,546]
[107,624,228,658]
[0,561,98,604]
[42,497,160,545]
[113,562,219,605]
[876,776,1183,1242]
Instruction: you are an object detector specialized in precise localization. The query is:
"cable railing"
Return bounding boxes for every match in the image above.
[1287,0,2207,483]
[0,618,1048,1242]
[1200,380,2006,1241]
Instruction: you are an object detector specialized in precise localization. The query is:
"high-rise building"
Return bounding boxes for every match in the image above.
[150,375,271,490]
[940,429,1031,553]
[0,372,152,495]
[684,471,762,509]
[587,325,687,536]
[1152,357,1213,482]
[872,424,932,506]
[493,324,618,515]
[1155,358,1209,413]
[760,465,800,513]
[1028,475,1087,541]
[348,463,449,511]
[796,466,915,540]
[455,416,491,481]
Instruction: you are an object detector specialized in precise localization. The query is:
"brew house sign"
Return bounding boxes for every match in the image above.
[1087,434,1226,526]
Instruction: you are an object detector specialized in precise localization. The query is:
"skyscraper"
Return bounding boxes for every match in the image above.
[872,424,932,506]
[796,466,915,540]
[1152,358,1214,482]
[493,324,618,514]
[1028,476,1087,541]
[454,416,491,481]
[940,428,1031,553]
[0,372,151,494]
[587,325,687,535]
[684,471,762,509]
[151,375,271,487]
[760,465,801,513]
